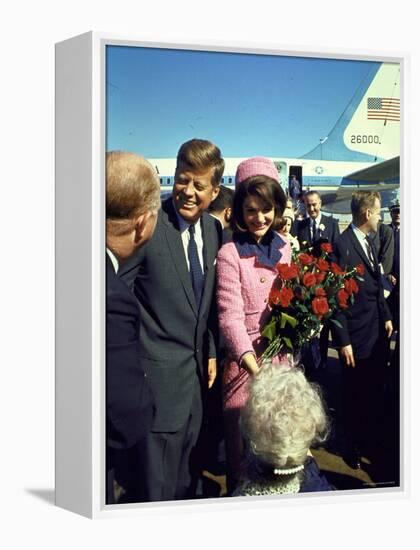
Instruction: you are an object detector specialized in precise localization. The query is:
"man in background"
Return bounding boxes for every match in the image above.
[293,190,340,251]
[292,190,340,368]
[106,151,161,503]
[289,174,301,204]
[332,191,393,471]
[387,200,400,329]
[208,184,234,242]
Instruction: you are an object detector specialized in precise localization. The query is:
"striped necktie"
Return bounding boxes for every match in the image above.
[365,235,377,271]
[188,224,204,307]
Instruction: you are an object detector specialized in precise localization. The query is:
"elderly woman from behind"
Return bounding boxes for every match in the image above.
[234,363,332,496]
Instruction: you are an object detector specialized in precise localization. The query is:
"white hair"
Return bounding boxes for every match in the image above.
[241,363,329,471]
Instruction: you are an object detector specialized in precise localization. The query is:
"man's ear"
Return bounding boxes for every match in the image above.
[211,185,220,202]
[134,212,149,243]
[225,207,232,222]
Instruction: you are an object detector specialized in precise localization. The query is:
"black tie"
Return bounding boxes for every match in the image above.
[188,224,204,307]
[311,219,318,244]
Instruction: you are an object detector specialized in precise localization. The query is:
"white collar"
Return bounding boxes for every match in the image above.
[307,213,322,225]
[351,223,368,241]
[209,212,224,230]
[106,248,119,273]
[314,213,322,225]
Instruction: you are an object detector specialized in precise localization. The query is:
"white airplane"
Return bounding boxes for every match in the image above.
[150,62,400,213]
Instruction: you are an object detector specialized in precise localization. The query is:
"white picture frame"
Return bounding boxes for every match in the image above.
[55,31,408,519]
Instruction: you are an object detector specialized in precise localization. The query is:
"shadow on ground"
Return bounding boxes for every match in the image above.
[25,489,55,505]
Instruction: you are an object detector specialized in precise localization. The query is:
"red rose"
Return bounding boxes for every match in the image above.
[317,258,330,272]
[344,278,359,295]
[276,263,287,276]
[321,243,333,254]
[311,297,329,318]
[337,288,349,308]
[331,262,345,276]
[303,272,317,288]
[315,287,326,297]
[356,263,365,276]
[315,272,326,284]
[278,287,294,308]
[298,253,314,266]
[277,262,299,280]
[268,287,281,305]
[288,263,300,279]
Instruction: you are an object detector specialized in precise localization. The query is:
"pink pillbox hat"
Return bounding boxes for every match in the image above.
[235,157,279,189]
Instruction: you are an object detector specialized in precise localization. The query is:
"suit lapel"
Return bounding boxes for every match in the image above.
[300,218,311,245]
[320,215,327,239]
[199,214,217,318]
[346,226,376,275]
[162,200,198,317]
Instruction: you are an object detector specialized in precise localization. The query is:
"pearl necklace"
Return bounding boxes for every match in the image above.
[273,464,304,476]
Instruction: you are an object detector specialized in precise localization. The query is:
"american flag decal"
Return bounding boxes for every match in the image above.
[367,97,400,122]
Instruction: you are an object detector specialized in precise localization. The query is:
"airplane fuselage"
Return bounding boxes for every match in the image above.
[152,156,391,192]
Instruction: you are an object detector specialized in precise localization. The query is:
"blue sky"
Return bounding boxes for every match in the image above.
[106,46,376,158]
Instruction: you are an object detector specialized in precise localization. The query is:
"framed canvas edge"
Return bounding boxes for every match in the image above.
[55,31,95,519]
[55,31,410,519]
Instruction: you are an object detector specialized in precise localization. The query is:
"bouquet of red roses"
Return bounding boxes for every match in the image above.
[261,243,364,360]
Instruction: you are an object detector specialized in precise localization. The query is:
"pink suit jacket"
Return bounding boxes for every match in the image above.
[216,232,291,409]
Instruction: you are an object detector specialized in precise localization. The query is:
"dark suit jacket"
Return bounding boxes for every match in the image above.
[331,226,391,359]
[371,222,394,276]
[119,198,222,432]
[388,223,400,279]
[292,214,340,249]
[106,254,154,450]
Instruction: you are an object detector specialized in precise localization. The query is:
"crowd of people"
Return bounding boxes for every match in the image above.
[105,139,400,504]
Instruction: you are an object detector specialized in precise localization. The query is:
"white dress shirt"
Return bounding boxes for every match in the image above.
[351,224,374,268]
[310,213,323,241]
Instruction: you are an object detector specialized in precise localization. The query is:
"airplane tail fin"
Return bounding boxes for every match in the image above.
[301,62,400,163]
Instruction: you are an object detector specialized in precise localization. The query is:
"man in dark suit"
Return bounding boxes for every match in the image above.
[106,151,161,503]
[292,190,340,250]
[120,139,224,501]
[208,184,234,244]
[371,220,394,277]
[331,191,393,470]
[292,190,340,368]
[387,200,400,329]
[385,199,400,484]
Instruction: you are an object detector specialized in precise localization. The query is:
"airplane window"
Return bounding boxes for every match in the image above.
[167,178,170,184]
[228,177,232,184]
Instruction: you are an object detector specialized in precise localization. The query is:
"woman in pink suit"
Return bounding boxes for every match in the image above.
[216,157,291,492]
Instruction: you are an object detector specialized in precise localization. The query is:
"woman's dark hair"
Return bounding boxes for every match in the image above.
[231,175,287,233]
